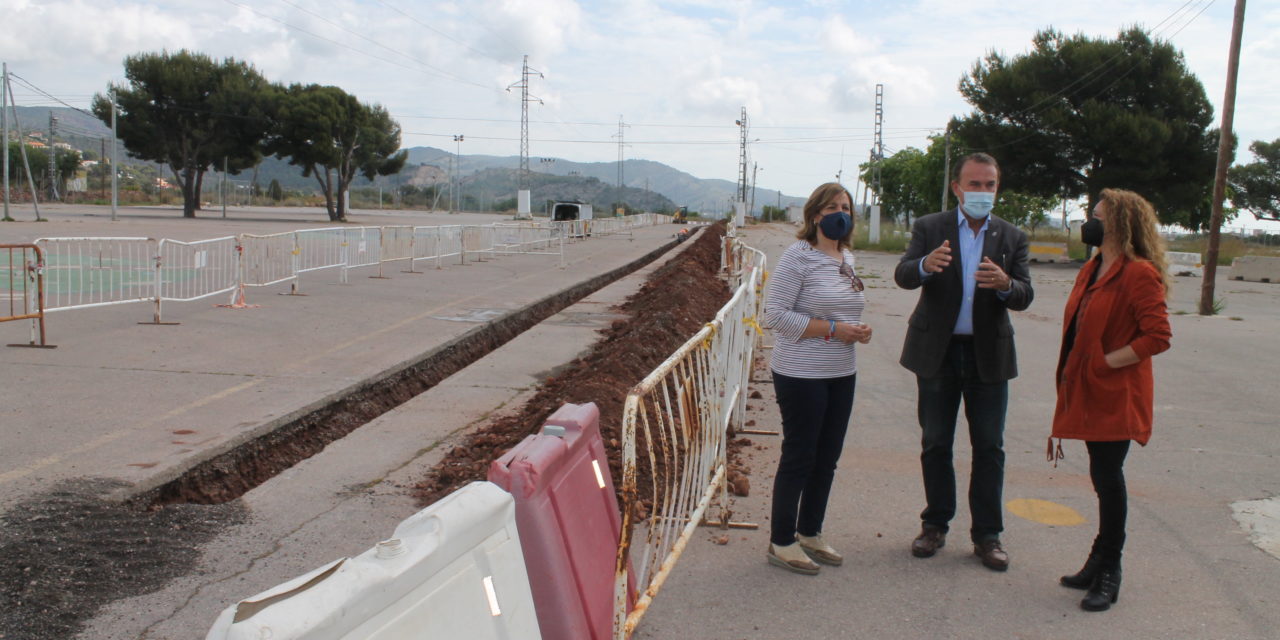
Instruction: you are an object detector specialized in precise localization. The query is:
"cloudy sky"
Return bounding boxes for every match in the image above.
[2,0,1277,226]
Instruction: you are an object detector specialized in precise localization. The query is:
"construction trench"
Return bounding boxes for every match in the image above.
[0,222,749,639]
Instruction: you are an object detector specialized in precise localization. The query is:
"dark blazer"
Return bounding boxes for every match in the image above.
[894,208,1034,382]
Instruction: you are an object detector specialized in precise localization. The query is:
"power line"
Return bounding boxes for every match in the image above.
[221,0,496,92]
[374,0,498,61]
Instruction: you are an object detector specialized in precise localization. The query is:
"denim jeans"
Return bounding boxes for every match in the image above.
[917,339,1008,542]
[770,371,857,546]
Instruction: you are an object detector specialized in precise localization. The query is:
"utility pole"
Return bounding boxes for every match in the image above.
[506,55,542,219]
[221,156,227,218]
[110,90,117,222]
[2,62,10,221]
[1201,0,1247,316]
[872,84,884,206]
[614,116,628,216]
[940,125,952,212]
[5,70,41,221]
[100,138,106,201]
[750,162,759,217]
[452,134,464,214]
[735,107,749,204]
[47,112,59,201]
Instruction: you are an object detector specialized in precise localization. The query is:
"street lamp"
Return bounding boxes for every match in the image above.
[452,134,464,214]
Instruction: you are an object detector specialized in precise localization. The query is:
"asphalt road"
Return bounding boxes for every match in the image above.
[633,223,1280,640]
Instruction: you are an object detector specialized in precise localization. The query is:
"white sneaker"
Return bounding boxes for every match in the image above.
[797,533,844,566]
[767,542,820,575]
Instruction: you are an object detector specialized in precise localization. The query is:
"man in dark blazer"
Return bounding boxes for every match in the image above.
[894,152,1034,572]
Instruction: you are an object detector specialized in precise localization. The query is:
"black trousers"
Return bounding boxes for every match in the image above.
[1087,440,1131,565]
[916,339,1008,542]
[770,371,857,546]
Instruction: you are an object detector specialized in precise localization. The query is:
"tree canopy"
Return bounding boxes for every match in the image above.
[951,27,1220,229]
[1230,138,1280,221]
[267,84,407,222]
[92,50,273,218]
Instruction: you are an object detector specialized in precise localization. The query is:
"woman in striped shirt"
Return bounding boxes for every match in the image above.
[764,182,872,575]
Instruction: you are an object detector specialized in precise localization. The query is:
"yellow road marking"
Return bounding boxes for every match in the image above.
[1007,498,1087,526]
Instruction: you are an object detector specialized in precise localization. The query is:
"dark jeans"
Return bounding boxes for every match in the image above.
[917,339,1008,542]
[770,371,857,546]
[1087,440,1131,565]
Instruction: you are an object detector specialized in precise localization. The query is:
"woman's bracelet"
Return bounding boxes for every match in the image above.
[825,319,837,341]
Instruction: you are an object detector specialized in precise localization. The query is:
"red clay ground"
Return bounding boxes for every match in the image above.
[412,222,745,507]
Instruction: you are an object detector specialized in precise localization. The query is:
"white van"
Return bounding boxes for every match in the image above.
[549,201,594,221]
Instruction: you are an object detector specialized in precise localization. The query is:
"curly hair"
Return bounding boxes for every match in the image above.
[1098,188,1171,296]
[796,182,855,250]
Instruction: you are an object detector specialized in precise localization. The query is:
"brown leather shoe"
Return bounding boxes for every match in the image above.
[974,539,1010,571]
[911,526,946,558]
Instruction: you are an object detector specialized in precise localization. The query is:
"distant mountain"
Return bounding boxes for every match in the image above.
[9,107,804,211]
[406,146,804,214]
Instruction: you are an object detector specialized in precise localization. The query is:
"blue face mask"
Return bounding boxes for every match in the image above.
[818,211,852,240]
[961,191,995,219]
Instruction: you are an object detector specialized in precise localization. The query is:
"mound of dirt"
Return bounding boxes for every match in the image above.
[412,222,736,506]
[0,479,247,639]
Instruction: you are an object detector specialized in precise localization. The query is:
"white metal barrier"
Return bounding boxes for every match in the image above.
[240,232,298,289]
[154,237,239,322]
[613,229,764,639]
[492,223,564,268]
[35,237,157,312]
[341,227,383,282]
[377,225,416,277]
[24,216,668,335]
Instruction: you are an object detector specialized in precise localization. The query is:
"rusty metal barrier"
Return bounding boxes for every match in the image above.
[1,244,54,348]
[613,232,765,639]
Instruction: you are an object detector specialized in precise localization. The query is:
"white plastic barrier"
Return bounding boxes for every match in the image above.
[1229,255,1280,283]
[34,237,157,312]
[206,482,541,640]
[1167,251,1203,277]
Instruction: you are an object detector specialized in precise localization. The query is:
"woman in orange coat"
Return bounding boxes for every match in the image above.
[1051,188,1171,612]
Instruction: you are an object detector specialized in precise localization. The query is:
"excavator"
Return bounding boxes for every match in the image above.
[672,206,688,223]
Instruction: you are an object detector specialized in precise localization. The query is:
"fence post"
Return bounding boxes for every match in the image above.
[139,239,179,325]
[288,232,305,295]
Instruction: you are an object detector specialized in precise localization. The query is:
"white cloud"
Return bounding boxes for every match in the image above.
[0,0,1273,212]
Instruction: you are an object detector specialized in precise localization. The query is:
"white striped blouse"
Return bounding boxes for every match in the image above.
[765,240,867,379]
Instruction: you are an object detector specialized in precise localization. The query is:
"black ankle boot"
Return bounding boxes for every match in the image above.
[1060,550,1104,590]
[1081,567,1122,612]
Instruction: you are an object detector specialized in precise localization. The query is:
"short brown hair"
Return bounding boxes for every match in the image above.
[796,182,854,250]
[953,152,1000,181]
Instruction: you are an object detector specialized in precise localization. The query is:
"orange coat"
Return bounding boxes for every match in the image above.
[1052,256,1171,445]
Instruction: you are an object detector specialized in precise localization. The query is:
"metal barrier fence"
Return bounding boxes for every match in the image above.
[35,237,157,312]
[0,244,53,347]
[613,231,765,639]
[461,225,496,263]
[20,214,667,341]
[154,237,240,323]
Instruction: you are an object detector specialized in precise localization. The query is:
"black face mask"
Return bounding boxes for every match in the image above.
[1081,217,1105,247]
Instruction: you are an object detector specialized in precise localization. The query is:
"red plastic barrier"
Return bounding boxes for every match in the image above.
[488,402,635,640]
